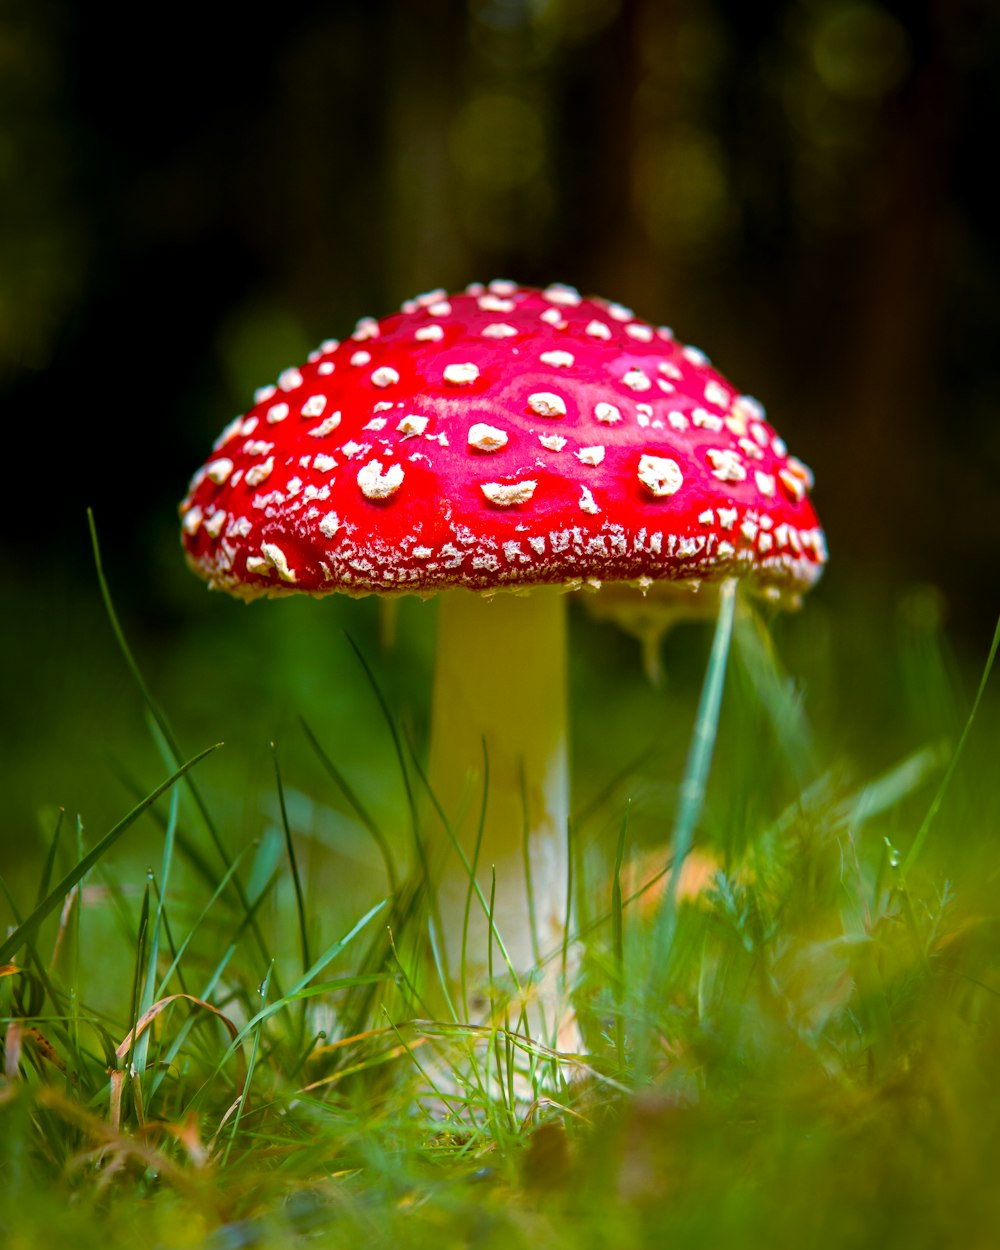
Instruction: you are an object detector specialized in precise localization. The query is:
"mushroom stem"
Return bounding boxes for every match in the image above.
[427,586,572,1043]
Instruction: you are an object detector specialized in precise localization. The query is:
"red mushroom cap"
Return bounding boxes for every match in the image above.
[180,282,826,602]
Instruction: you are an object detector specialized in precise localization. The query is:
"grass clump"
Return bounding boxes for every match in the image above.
[1,547,998,1248]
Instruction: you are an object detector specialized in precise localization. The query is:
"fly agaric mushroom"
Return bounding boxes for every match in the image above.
[180,281,826,1048]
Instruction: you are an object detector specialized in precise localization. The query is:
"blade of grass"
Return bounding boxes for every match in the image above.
[902,610,999,875]
[344,633,420,855]
[650,577,737,977]
[208,898,388,1073]
[0,744,220,966]
[272,742,311,978]
[222,962,272,1166]
[299,717,399,897]
[133,789,179,1082]
[520,761,541,969]
[35,808,65,909]
[406,732,518,986]
[612,803,629,1073]
[88,509,274,978]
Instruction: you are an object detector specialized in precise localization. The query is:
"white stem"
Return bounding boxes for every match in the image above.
[428,587,570,1029]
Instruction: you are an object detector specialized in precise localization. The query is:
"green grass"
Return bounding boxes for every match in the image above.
[2,532,999,1249]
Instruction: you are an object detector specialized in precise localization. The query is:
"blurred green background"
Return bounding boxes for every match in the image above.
[2,0,998,909]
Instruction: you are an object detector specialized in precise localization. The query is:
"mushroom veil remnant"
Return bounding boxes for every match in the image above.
[181,282,827,1052]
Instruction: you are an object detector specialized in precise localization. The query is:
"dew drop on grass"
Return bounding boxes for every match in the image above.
[146,866,155,881]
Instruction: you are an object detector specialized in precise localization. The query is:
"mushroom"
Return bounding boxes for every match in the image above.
[180,281,826,1053]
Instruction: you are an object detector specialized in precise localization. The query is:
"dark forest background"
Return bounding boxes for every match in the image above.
[2,0,998,642]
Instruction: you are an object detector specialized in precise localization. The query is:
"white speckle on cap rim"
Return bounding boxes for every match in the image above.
[692,408,723,431]
[637,454,683,497]
[319,512,342,538]
[371,366,400,388]
[213,416,242,448]
[779,468,806,501]
[755,470,776,496]
[481,480,537,506]
[244,457,274,487]
[254,384,277,404]
[540,349,574,368]
[542,283,581,306]
[528,391,567,418]
[415,324,444,342]
[625,323,654,342]
[278,367,304,391]
[182,506,203,535]
[539,307,565,327]
[683,346,709,366]
[707,448,747,483]
[739,437,764,461]
[350,350,371,367]
[579,486,600,515]
[267,402,290,423]
[585,320,612,340]
[427,300,452,316]
[357,460,404,500]
[481,323,518,338]
[468,423,508,452]
[261,542,296,581]
[786,456,815,489]
[353,317,379,341]
[479,295,515,313]
[622,368,651,393]
[594,401,621,424]
[607,302,633,321]
[301,395,327,418]
[203,510,226,538]
[539,433,567,451]
[576,445,605,467]
[309,412,342,437]
[397,414,429,437]
[206,458,235,484]
[704,380,729,408]
[444,362,480,385]
[317,361,335,376]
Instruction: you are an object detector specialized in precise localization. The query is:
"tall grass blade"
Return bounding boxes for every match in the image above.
[902,611,1000,875]
[212,898,388,1069]
[35,808,65,908]
[88,509,274,975]
[651,577,737,974]
[299,716,398,896]
[0,744,220,965]
[344,633,420,853]
[222,962,272,1166]
[271,742,311,978]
